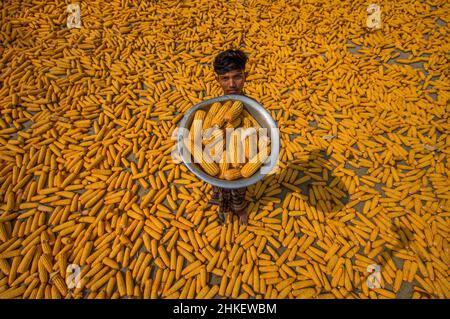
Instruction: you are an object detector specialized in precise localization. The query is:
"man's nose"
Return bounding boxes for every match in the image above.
[228,79,237,87]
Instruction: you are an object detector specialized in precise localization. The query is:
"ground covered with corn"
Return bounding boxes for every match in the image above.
[0,0,449,299]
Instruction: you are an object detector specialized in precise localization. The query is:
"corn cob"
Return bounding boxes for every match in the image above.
[227,130,245,169]
[219,152,229,179]
[242,117,252,129]
[40,254,53,273]
[225,117,242,129]
[193,109,206,122]
[240,158,262,178]
[244,136,251,160]
[0,259,11,275]
[243,110,261,128]
[192,144,219,177]
[241,127,258,160]
[38,258,48,283]
[240,145,269,178]
[0,286,27,299]
[0,223,7,242]
[258,135,271,160]
[202,127,223,146]
[224,101,244,122]
[190,110,206,147]
[224,168,242,181]
[40,231,52,255]
[51,273,68,296]
[209,141,224,160]
[203,127,224,162]
[203,102,222,129]
[192,110,206,132]
[210,101,232,128]
[17,246,36,273]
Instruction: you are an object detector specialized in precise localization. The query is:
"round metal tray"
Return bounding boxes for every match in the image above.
[177,94,280,189]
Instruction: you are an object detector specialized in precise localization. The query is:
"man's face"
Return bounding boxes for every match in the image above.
[216,69,247,95]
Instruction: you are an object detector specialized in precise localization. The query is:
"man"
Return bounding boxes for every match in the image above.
[209,49,250,225]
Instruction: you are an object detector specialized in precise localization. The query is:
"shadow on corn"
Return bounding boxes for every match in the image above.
[295,147,351,214]
[353,223,415,298]
[248,147,351,217]
[369,223,416,296]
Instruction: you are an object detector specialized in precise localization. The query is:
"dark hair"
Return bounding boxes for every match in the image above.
[213,49,248,75]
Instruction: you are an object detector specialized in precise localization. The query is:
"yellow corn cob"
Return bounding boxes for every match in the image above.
[0,259,10,275]
[18,246,36,273]
[219,152,229,179]
[227,130,245,169]
[236,129,246,168]
[193,109,206,122]
[243,110,261,128]
[192,144,219,177]
[242,117,252,129]
[0,286,27,299]
[203,127,224,162]
[210,146,216,158]
[212,138,224,160]
[241,126,258,160]
[240,146,269,178]
[225,117,242,129]
[203,102,222,129]
[202,127,223,146]
[210,101,232,128]
[245,136,250,160]
[224,168,242,181]
[38,258,48,283]
[241,160,262,178]
[224,101,244,122]
[0,223,7,242]
[259,135,271,155]
[190,110,206,146]
[40,254,53,273]
[51,273,68,296]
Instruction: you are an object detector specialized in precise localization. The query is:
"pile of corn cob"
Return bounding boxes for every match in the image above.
[187,100,271,181]
[0,0,448,299]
